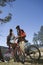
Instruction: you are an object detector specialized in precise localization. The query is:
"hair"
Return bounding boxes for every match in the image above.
[16,25,20,29]
[10,29,13,32]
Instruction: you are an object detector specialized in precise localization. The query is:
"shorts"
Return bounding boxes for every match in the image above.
[19,41,25,52]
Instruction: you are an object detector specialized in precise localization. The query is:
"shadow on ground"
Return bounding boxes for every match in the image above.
[24,58,43,65]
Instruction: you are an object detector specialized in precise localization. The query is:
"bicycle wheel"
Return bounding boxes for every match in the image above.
[19,51,25,63]
[14,47,25,63]
[27,45,41,60]
[14,48,19,62]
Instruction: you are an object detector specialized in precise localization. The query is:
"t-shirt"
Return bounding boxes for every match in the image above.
[10,35,15,43]
[7,34,15,44]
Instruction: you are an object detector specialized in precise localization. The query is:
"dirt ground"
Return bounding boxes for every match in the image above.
[0,47,43,65]
[0,58,43,65]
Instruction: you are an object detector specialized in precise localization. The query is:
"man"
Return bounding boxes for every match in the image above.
[16,25,28,42]
[7,29,15,52]
[16,25,28,52]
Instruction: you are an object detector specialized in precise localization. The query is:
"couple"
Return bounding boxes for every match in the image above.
[7,25,28,52]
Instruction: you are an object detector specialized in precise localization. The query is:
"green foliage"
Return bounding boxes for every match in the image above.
[0,13,12,24]
[0,0,15,7]
[0,0,15,24]
[38,26,43,43]
[33,26,43,46]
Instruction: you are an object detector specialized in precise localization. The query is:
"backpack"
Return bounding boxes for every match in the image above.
[20,29,26,37]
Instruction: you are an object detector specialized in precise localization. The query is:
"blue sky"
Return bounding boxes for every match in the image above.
[0,0,43,46]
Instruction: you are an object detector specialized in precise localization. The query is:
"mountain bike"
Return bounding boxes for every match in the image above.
[11,43,25,63]
[11,41,41,63]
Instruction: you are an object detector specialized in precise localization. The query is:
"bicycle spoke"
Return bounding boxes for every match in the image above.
[26,45,41,60]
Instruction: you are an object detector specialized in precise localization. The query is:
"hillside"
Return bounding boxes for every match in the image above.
[0,46,8,55]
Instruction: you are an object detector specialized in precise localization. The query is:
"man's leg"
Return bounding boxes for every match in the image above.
[8,44,11,53]
[0,48,4,62]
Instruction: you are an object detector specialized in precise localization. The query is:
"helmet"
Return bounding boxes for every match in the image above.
[16,25,20,29]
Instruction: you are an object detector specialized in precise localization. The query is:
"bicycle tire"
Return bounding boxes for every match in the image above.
[14,47,25,63]
[27,45,41,60]
[14,48,19,62]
